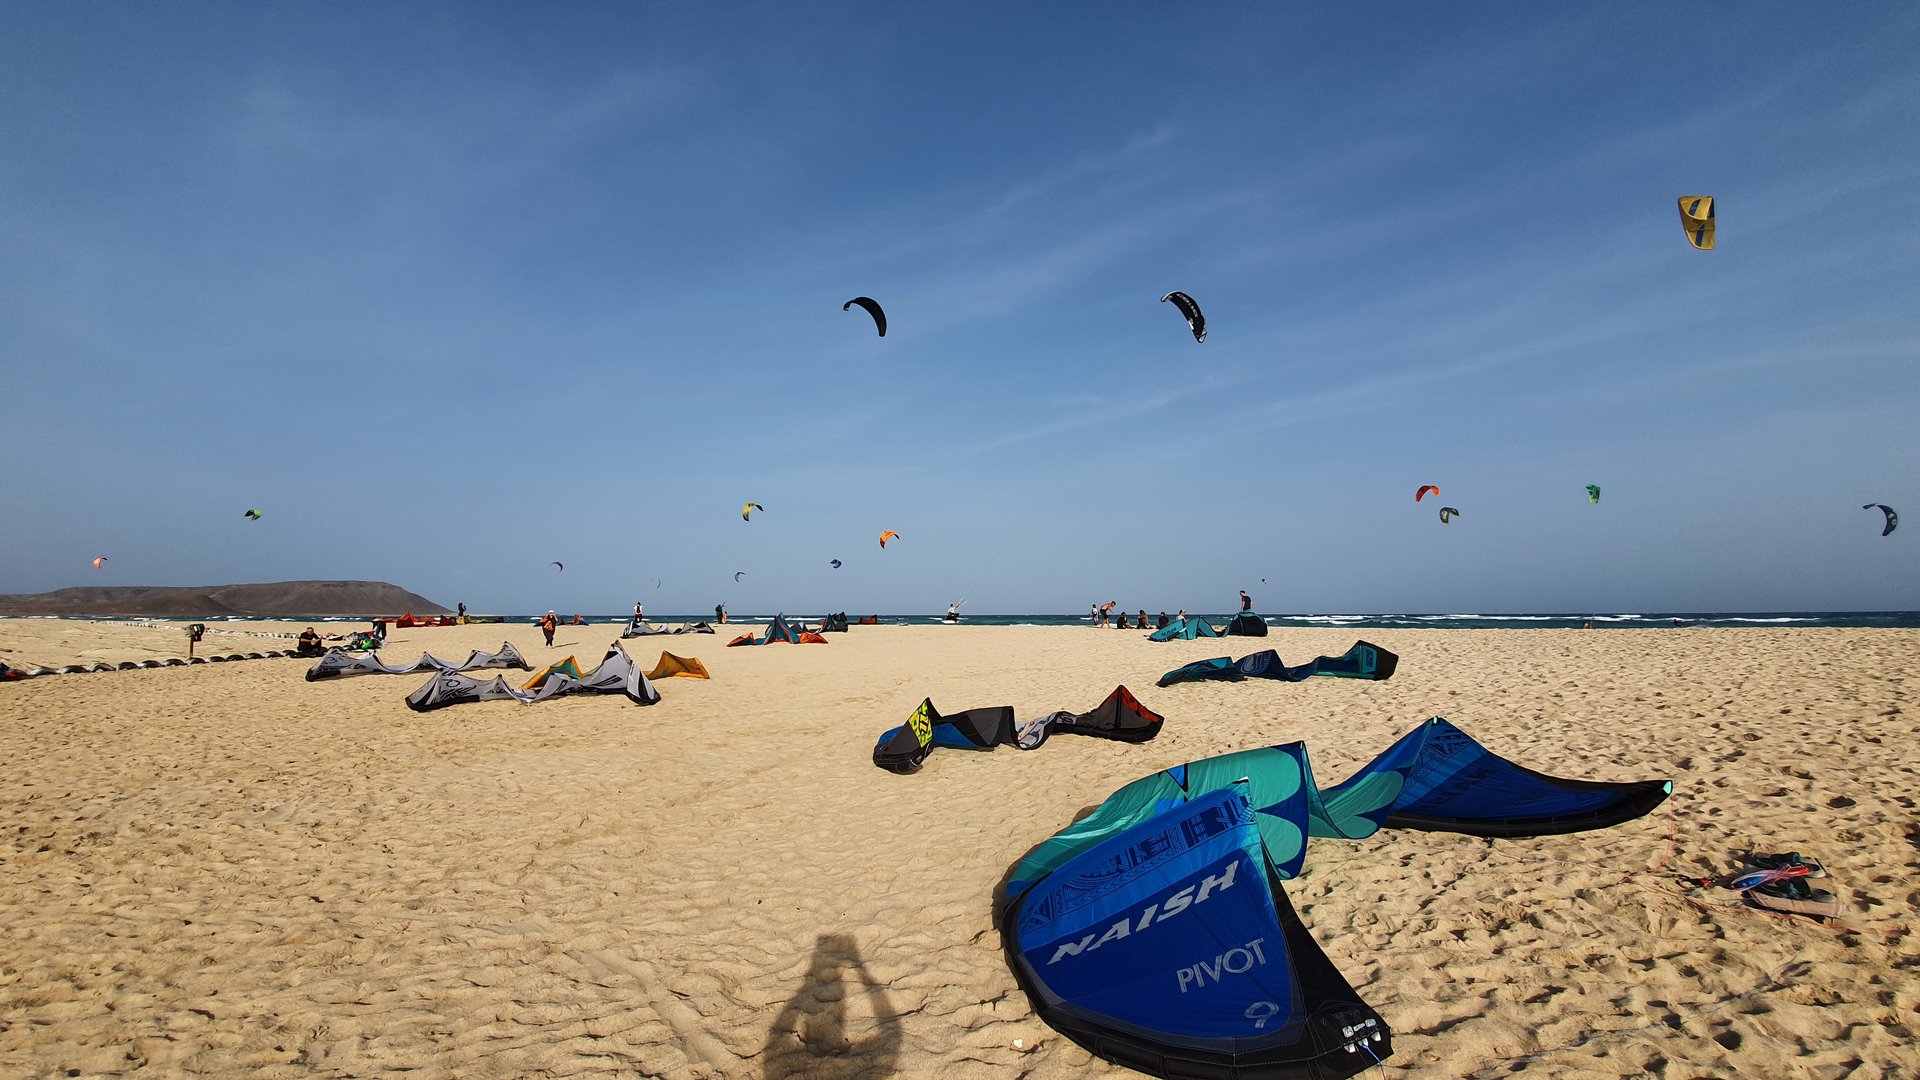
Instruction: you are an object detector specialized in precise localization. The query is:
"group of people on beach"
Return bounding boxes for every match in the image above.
[1091,603,1171,630]
[1090,590,1254,630]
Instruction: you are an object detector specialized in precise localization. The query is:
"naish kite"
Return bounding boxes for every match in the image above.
[1678,195,1715,250]
[243,508,262,521]
[1439,506,1460,524]
[1414,484,1440,502]
[878,529,899,549]
[1001,720,1670,1078]
[1160,290,1206,343]
[742,502,764,521]
[1586,484,1602,504]
[843,296,886,337]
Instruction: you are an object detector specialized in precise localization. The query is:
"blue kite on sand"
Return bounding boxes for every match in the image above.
[1001,719,1670,1078]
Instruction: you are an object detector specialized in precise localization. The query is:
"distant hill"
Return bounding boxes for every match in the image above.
[0,581,450,618]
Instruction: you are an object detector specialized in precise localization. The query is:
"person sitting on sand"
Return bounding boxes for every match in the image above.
[1138,609,1149,629]
[1116,611,1132,629]
[1156,611,1170,629]
[295,627,326,657]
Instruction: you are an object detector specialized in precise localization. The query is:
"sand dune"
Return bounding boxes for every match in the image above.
[1,620,1915,1077]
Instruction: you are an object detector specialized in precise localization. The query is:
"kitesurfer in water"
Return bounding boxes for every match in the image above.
[945,603,961,623]
[541,611,558,646]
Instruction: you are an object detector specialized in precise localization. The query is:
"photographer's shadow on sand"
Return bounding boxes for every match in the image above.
[760,933,901,1079]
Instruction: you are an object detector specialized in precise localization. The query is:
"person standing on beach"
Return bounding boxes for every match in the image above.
[1089,603,1099,625]
[1240,590,1253,612]
[457,602,466,622]
[716,603,728,625]
[631,601,644,629]
[540,610,558,646]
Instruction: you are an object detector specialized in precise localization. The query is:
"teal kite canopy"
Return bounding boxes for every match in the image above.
[1001,719,1670,1079]
[1006,717,1671,900]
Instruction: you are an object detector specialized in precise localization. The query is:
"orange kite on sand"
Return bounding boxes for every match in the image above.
[646,653,710,680]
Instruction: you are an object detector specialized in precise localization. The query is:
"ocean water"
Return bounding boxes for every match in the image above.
[18,611,1920,630]
[471,611,1920,630]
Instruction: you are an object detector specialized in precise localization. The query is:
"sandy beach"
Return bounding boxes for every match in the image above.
[2,619,1915,1078]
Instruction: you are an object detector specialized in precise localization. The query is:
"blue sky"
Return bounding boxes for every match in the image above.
[3,3,1916,615]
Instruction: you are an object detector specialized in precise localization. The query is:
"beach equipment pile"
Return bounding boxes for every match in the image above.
[304,641,529,681]
[404,641,660,711]
[1001,719,1671,1078]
